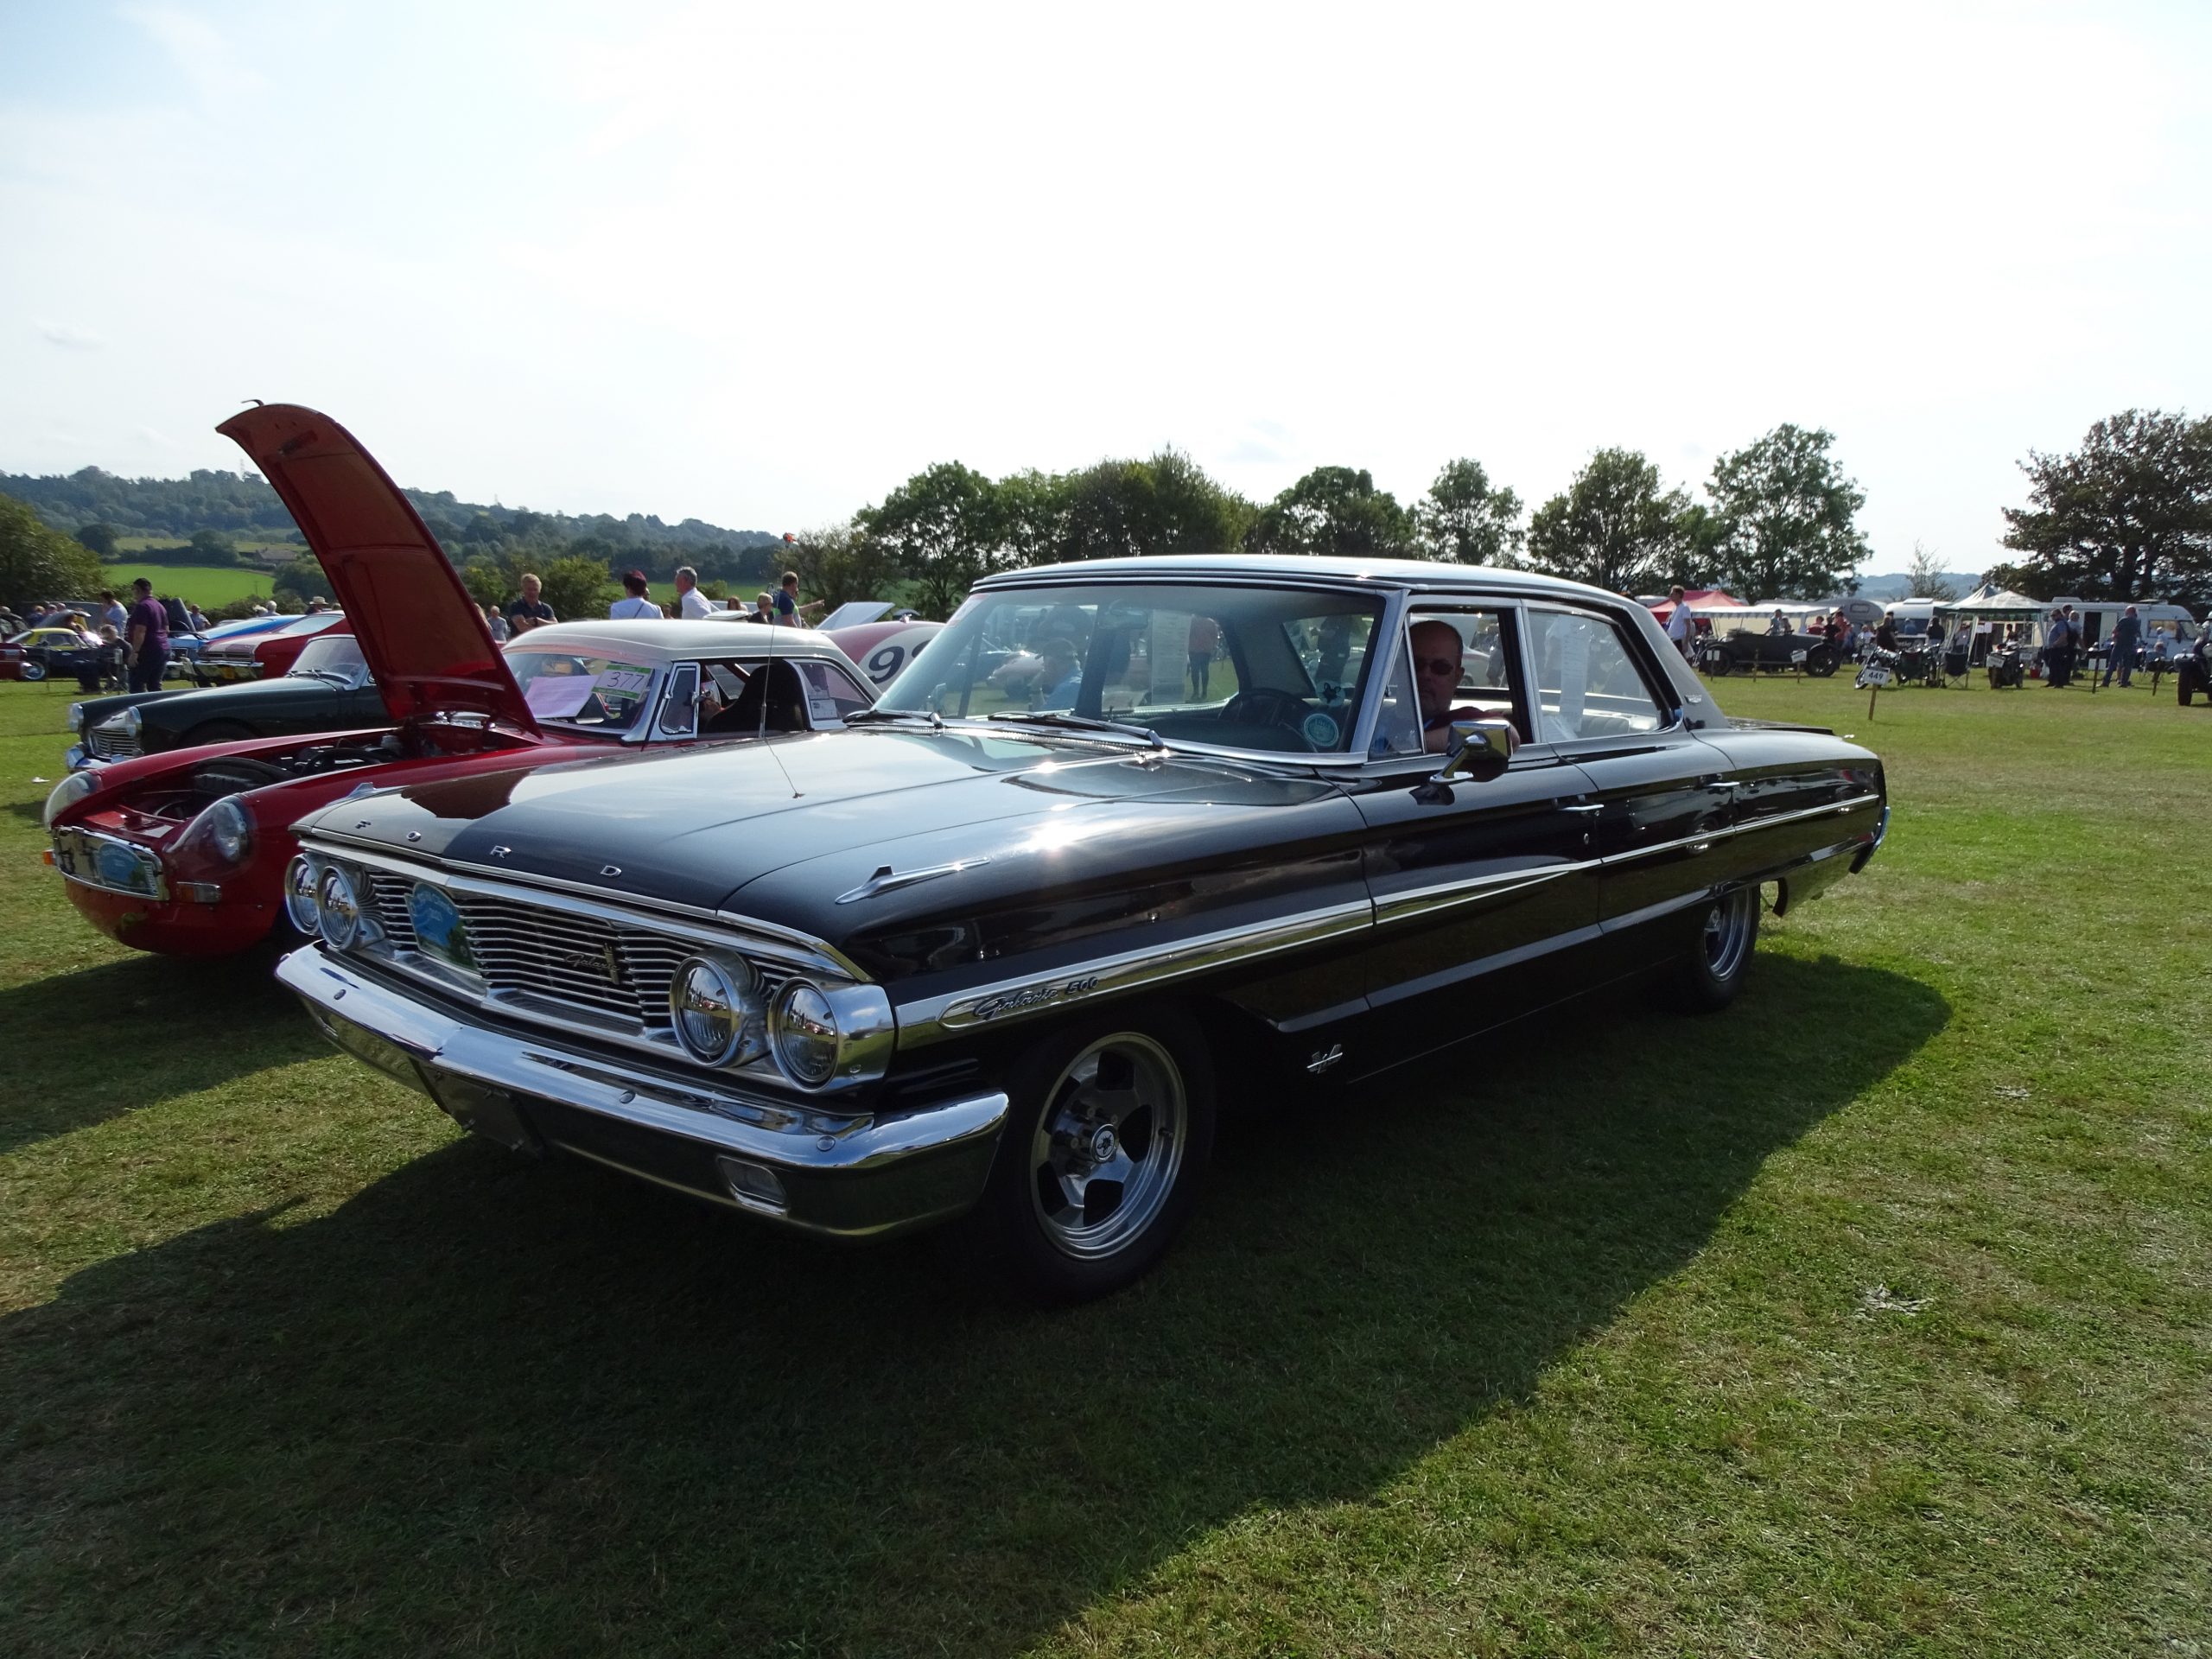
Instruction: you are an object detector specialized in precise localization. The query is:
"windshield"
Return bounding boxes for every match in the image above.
[286,633,368,681]
[875,581,1388,754]
[507,650,660,734]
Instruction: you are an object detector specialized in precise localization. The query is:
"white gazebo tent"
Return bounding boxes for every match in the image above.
[1937,583,2046,663]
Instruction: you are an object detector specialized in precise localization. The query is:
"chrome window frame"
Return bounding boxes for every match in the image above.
[1515,600,1684,751]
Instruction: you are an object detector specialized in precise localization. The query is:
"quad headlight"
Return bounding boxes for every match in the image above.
[670,953,766,1069]
[316,862,364,950]
[42,769,99,829]
[770,980,842,1087]
[283,856,321,936]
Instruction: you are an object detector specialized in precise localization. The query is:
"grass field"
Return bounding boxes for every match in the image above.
[1,671,2207,1656]
[95,563,281,608]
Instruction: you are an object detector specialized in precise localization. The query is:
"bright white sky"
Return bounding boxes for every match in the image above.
[3,1,2207,574]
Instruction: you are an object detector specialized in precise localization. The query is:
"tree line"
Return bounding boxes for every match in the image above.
[777,425,1874,615]
[7,409,2206,620]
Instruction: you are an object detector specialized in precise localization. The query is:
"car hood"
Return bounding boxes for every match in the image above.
[299,726,1319,917]
[218,404,537,734]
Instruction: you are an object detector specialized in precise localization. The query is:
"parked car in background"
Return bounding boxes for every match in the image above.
[1699,626,1839,677]
[193,610,351,683]
[2,624,106,683]
[708,606,945,688]
[45,404,878,958]
[280,551,1888,1299]
[67,629,386,766]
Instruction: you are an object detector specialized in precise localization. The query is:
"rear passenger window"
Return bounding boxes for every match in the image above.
[1529,610,1665,743]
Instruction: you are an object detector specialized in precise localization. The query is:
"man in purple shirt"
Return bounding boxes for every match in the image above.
[124,577,168,692]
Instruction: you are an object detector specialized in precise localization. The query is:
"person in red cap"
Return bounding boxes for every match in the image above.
[608,570,661,620]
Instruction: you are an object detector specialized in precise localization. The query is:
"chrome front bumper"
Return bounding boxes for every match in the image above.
[277,945,1008,1241]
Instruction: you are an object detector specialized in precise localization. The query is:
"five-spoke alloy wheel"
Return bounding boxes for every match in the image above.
[977,1007,1216,1300]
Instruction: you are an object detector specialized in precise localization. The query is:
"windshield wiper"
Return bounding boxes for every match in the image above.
[845,708,944,729]
[988,709,1165,747]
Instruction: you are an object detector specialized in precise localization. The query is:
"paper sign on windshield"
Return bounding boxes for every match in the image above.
[523,675,599,719]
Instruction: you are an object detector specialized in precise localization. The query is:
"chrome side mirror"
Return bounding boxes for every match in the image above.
[1414,718,1519,803]
[1439,718,1518,778]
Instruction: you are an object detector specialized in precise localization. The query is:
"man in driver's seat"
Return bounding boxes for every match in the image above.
[1412,618,1519,755]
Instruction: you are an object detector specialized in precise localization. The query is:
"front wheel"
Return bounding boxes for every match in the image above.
[1702,651,1731,677]
[20,661,45,682]
[1805,645,1837,677]
[1665,886,1759,1013]
[973,1008,1217,1301]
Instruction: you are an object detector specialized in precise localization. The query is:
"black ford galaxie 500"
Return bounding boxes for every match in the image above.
[279,556,1887,1297]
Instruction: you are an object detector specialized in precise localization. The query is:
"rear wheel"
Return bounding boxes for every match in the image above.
[1666,886,1759,1013]
[973,1007,1216,1301]
[20,661,45,682]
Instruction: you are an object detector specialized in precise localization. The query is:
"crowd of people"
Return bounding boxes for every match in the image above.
[483,567,828,641]
[2,580,216,690]
[1656,586,2190,689]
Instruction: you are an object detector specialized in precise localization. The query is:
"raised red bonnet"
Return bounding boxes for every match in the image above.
[216,404,537,734]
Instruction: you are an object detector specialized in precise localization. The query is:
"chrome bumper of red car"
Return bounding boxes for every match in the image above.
[277,945,1008,1242]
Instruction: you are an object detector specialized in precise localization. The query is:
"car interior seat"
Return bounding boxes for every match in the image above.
[708,660,808,734]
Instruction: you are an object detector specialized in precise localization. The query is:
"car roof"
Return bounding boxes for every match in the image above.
[508,620,850,664]
[975,553,1632,607]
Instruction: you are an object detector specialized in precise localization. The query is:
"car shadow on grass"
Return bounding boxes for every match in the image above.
[0,954,1948,1657]
[0,946,325,1154]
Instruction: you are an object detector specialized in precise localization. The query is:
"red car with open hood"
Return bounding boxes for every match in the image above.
[43,404,877,957]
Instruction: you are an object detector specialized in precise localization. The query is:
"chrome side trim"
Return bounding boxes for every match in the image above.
[1598,792,1882,868]
[895,898,1375,1048]
[1371,861,1590,925]
[294,835,861,978]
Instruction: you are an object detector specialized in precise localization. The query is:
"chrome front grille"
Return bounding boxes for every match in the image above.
[359,871,791,1034]
[87,724,141,760]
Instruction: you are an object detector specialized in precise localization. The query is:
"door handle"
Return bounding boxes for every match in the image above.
[1560,803,1603,815]
[1702,781,1737,793]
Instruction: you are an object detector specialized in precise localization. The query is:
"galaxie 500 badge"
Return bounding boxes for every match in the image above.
[948,973,1103,1025]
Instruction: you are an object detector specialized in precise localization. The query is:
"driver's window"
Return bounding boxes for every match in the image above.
[1374,609,1526,759]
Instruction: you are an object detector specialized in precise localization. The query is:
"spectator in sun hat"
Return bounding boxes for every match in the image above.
[608,569,660,620]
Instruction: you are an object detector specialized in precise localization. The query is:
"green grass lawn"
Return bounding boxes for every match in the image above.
[0,671,2206,1656]
[96,563,281,608]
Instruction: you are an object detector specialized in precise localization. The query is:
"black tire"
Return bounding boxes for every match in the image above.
[1665,886,1759,1014]
[20,660,46,682]
[181,720,257,747]
[970,1004,1217,1302]
[1805,646,1837,678]
[1703,652,1731,677]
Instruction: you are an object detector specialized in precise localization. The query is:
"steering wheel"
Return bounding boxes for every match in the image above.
[1219,688,1307,730]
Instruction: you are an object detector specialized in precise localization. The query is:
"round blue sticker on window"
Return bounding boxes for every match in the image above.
[1301,711,1340,748]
